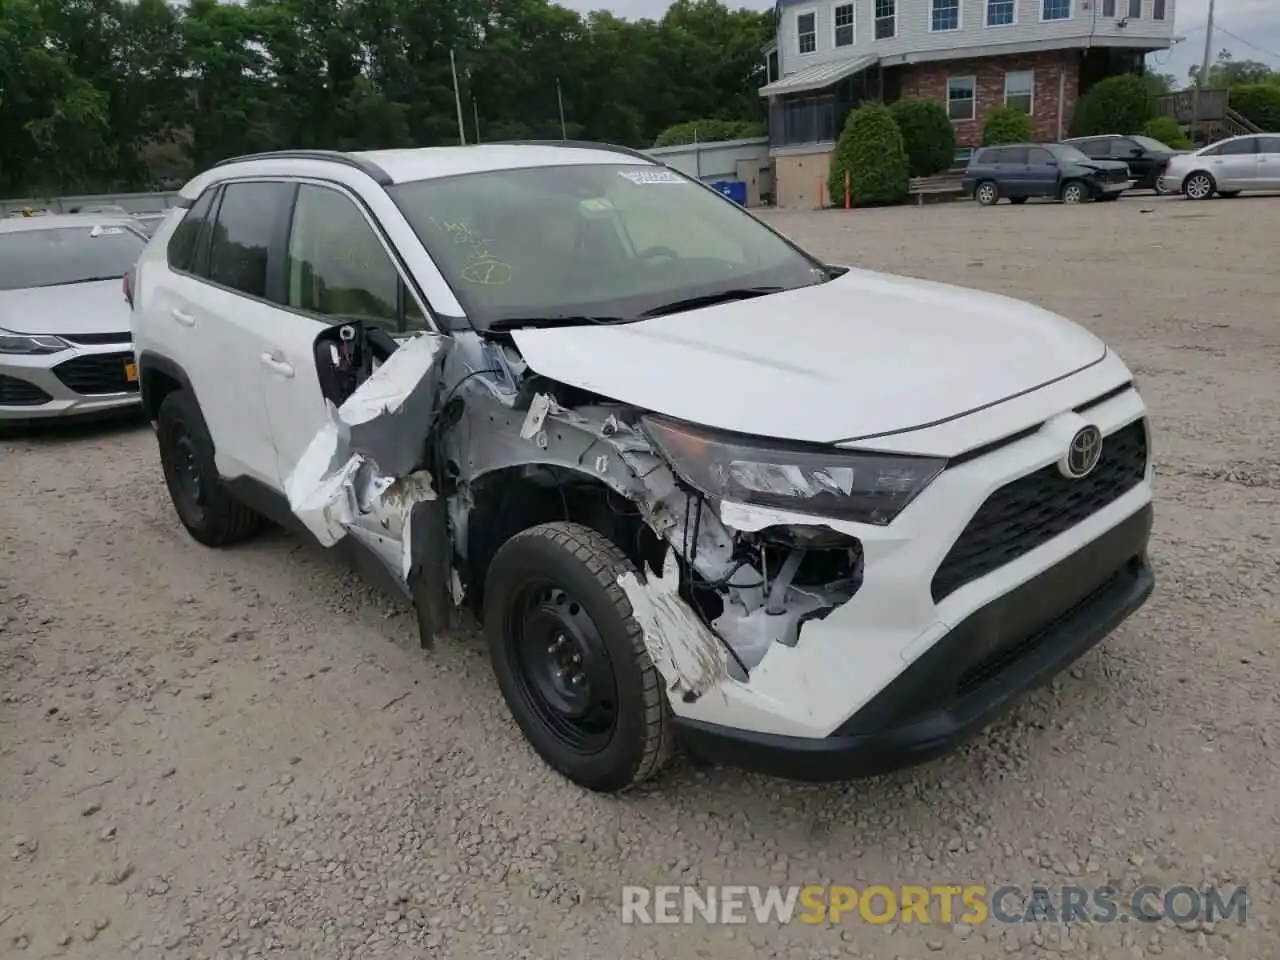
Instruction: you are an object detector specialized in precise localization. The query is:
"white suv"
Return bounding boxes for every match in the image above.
[130,144,1155,793]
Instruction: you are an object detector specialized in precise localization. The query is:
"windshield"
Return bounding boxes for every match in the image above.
[0,225,146,291]
[1130,135,1171,152]
[1049,143,1092,164]
[387,163,829,328]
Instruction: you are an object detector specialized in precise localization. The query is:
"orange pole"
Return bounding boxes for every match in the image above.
[844,170,851,209]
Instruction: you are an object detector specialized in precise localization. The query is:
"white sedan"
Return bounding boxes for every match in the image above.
[1160,133,1280,199]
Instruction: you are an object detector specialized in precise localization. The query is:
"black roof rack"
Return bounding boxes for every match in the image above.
[210,149,392,186]
[483,139,658,164]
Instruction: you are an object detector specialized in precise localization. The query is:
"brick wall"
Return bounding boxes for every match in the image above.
[899,50,1082,148]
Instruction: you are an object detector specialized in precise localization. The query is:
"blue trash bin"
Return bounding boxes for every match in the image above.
[711,180,748,206]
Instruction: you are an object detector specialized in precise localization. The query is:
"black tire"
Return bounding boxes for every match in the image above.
[1009,196,1028,205]
[483,521,674,792]
[156,389,262,547]
[1184,171,1215,200]
[1060,180,1087,203]
[1096,193,1121,202]
[1218,190,1242,198]
[974,180,999,206]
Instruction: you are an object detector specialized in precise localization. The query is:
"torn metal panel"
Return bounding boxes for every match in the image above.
[618,548,729,701]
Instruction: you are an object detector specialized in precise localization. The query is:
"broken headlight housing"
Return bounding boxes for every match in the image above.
[0,329,71,355]
[641,415,946,526]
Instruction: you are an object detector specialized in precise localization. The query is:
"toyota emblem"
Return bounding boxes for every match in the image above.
[1060,425,1104,479]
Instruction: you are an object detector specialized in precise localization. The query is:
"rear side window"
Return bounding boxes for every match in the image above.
[1212,138,1257,156]
[1001,147,1029,164]
[1258,137,1280,154]
[167,188,217,272]
[206,181,293,298]
[975,148,1002,164]
[1078,138,1110,159]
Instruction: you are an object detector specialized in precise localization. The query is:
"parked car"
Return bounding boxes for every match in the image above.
[964,142,1133,205]
[131,144,1155,792]
[1065,134,1188,193]
[1159,134,1280,200]
[0,214,148,420]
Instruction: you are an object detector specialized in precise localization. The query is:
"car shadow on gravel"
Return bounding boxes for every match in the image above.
[0,407,149,443]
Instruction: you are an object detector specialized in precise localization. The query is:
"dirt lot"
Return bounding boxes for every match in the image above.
[3,195,1279,960]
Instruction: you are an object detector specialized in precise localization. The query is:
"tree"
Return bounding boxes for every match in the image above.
[827,101,908,207]
[982,105,1033,146]
[1228,84,1280,132]
[1189,50,1279,88]
[1141,115,1191,150]
[1068,73,1154,138]
[652,118,765,147]
[889,99,955,177]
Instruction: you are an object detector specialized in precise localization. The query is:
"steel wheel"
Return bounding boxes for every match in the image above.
[975,181,998,206]
[1061,181,1085,204]
[1184,172,1214,200]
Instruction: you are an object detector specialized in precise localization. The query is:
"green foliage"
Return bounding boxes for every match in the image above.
[827,102,908,208]
[1140,116,1191,150]
[888,99,955,177]
[981,105,1033,146]
[652,118,766,147]
[1189,49,1280,88]
[1228,84,1280,133]
[1068,73,1155,139]
[0,0,773,196]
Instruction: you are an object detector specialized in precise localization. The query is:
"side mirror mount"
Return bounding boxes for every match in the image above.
[1131,147,1144,157]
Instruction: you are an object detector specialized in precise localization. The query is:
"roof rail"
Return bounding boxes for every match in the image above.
[210,149,392,186]
[483,139,658,164]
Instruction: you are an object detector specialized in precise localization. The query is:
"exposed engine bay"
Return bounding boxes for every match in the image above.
[286,321,866,703]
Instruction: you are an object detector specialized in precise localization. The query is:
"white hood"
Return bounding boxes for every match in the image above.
[0,279,131,336]
[509,267,1107,445]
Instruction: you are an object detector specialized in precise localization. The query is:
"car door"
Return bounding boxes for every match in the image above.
[1025,147,1058,196]
[998,146,1032,197]
[1255,136,1280,189]
[1206,137,1259,190]
[1108,137,1144,180]
[161,180,294,486]
[260,180,436,489]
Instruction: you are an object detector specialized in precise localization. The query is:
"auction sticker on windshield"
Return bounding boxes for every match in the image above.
[617,169,684,185]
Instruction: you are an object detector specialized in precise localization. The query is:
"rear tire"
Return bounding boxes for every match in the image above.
[1009,196,1028,205]
[1218,190,1242,198]
[156,390,262,547]
[974,180,999,206]
[483,522,675,793]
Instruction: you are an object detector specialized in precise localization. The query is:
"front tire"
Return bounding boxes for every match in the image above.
[1060,180,1087,204]
[483,522,674,793]
[1184,171,1215,200]
[156,390,262,547]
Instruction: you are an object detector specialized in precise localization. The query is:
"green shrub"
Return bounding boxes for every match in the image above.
[1228,84,1280,132]
[1068,73,1155,138]
[981,105,1034,146]
[652,119,766,148]
[827,101,909,207]
[889,99,956,177]
[1141,115,1191,149]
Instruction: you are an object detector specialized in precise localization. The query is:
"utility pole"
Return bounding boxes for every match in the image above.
[472,97,481,143]
[556,78,567,139]
[1190,0,1216,145]
[450,49,467,146]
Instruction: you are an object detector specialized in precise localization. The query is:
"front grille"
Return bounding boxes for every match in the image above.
[58,332,132,346]
[931,419,1148,603]
[0,374,52,406]
[52,351,138,396]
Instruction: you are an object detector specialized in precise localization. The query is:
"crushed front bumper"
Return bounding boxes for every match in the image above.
[675,502,1154,781]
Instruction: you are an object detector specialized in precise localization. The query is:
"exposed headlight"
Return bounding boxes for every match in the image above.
[0,328,71,355]
[641,415,946,525]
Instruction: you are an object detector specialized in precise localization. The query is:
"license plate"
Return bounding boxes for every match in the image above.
[124,362,138,383]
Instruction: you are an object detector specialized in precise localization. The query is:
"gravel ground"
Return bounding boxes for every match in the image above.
[3,194,1279,960]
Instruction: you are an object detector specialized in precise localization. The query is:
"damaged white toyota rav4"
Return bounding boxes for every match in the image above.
[130,143,1155,792]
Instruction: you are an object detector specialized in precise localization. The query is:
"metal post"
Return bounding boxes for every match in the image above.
[472,97,481,143]
[450,49,466,146]
[556,78,567,139]
[1190,0,1216,145]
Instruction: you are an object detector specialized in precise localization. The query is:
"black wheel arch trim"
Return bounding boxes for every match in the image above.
[137,351,200,422]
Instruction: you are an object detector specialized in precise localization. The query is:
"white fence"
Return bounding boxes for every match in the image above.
[0,191,182,219]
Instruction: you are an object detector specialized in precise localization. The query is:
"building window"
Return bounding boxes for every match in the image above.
[953,146,974,168]
[834,3,855,47]
[767,50,779,83]
[1004,70,1034,114]
[1102,0,1115,14]
[797,11,816,54]
[1042,0,1071,20]
[1127,0,1141,17]
[875,0,896,39]
[931,0,960,31]
[986,0,1015,25]
[1153,0,1166,17]
[947,76,976,121]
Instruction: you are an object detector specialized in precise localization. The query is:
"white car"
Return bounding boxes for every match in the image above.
[130,144,1155,792]
[0,214,147,420]
[1159,133,1280,199]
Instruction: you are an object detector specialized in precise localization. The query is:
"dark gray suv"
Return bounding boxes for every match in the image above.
[963,142,1133,205]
